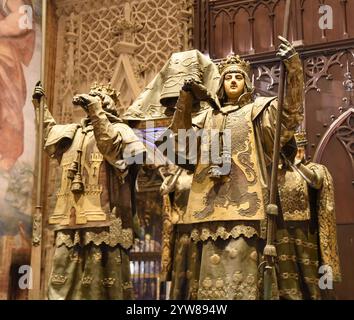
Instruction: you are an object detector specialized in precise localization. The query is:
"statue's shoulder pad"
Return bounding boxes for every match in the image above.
[192,107,211,129]
[113,122,141,143]
[252,96,277,120]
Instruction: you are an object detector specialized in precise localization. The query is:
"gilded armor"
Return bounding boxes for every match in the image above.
[33,83,146,299]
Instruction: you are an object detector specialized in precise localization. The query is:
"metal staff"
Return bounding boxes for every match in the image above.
[263,0,292,300]
[29,0,47,300]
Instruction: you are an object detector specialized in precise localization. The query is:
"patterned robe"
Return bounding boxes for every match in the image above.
[41,100,145,299]
[276,161,341,299]
[160,54,304,300]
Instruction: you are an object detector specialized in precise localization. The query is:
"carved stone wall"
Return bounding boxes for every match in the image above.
[194,0,354,59]
[52,0,193,122]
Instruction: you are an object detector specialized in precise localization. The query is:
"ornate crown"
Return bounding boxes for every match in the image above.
[218,54,251,77]
[90,82,120,103]
[295,131,308,146]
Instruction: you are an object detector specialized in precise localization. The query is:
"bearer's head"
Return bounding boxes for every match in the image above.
[294,131,308,162]
[223,72,245,102]
[89,83,120,116]
[217,54,253,104]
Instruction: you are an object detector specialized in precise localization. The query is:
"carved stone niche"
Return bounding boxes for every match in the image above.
[53,0,194,123]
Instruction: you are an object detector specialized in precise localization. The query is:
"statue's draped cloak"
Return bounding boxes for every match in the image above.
[42,103,145,299]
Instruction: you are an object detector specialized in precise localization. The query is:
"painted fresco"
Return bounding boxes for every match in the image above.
[0,0,41,299]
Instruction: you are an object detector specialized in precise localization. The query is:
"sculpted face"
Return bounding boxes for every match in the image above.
[223,72,245,102]
[296,146,306,162]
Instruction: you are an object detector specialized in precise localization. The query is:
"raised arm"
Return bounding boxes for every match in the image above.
[32,82,79,160]
[74,93,145,171]
[257,37,304,161]
[156,80,211,171]
[32,82,57,146]
[281,37,305,145]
